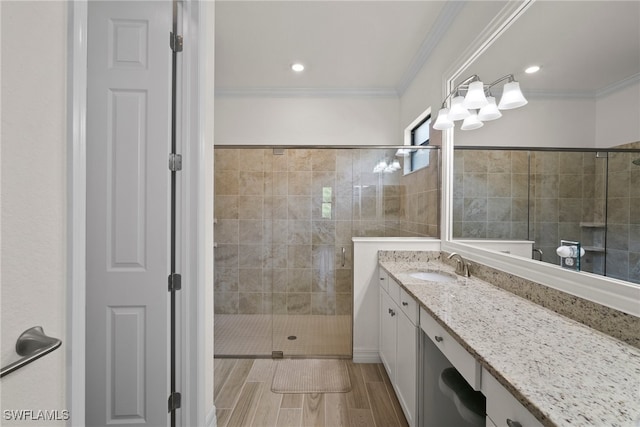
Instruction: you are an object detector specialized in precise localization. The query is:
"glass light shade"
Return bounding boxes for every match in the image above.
[373,161,386,173]
[498,81,528,109]
[463,81,489,109]
[478,96,502,121]
[433,108,454,130]
[460,111,484,130]
[448,95,471,121]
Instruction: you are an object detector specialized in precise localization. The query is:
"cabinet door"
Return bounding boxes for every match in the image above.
[379,288,397,383]
[482,368,543,427]
[396,311,417,427]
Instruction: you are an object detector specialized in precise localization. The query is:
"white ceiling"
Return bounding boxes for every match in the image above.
[461,1,640,96]
[215,1,640,97]
[214,1,452,93]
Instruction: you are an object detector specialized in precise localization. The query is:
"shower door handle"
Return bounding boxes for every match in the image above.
[341,247,346,267]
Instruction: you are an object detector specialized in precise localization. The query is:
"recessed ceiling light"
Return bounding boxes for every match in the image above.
[525,65,541,74]
[291,63,305,72]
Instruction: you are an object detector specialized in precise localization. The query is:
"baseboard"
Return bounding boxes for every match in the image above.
[206,406,217,427]
[353,348,381,363]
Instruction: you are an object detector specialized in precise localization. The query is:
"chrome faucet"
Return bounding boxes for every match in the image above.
[447,253,470,277]
[532,248,544,261]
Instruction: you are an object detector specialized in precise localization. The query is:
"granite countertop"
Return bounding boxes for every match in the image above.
[378,258,640,427]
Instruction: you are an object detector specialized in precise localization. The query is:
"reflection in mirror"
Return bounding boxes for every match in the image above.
[453,146,640,284]
[447,1,640,285]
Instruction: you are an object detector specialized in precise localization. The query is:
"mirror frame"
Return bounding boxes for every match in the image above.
[439,0,640,317]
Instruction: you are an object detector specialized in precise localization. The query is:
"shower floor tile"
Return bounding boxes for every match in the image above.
[215,314,352,357]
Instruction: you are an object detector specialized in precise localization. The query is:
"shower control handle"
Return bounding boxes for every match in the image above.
[434,336,443,343]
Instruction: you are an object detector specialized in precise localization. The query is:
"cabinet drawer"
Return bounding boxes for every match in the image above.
[389,276,401,306]
[399,288,418,325]
[420,307,481,390]
[482,368,543,427]
[378,267,389,292]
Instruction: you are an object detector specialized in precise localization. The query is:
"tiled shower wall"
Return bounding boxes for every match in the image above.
[214,147,439,316]
[604,150,640,283]
[352,148,439,238]
[453,147,640,284]
[529,151,605,268]
[452,150,529,239]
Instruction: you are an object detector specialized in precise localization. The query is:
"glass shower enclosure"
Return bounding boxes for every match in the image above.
[213,146,440,358]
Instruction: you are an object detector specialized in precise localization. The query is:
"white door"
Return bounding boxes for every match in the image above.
[86,2,172,426]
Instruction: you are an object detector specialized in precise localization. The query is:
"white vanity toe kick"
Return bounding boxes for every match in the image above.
[379,260,640,427]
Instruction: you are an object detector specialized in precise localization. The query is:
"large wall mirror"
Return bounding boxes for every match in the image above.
[441,0,640,314]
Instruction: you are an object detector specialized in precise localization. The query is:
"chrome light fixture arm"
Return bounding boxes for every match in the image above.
[439,74,482,109]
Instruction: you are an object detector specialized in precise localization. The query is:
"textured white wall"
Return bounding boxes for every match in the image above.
[453,96,597,148]
[595,81,640,148]
[1,1,68,425]
[214,96,400,146]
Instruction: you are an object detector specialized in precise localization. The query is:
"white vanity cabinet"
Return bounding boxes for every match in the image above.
[419,304,542,427]
[379,283,397,382]
[378,268,418,426]
[419,307,481,390]
[482,368,543,427]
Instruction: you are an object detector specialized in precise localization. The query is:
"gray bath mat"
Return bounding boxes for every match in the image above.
[271,359,352,393]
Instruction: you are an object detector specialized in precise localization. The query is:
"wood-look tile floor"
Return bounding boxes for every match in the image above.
[214,358,409,427]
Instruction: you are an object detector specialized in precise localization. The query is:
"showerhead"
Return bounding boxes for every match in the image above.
[633,158,640,166]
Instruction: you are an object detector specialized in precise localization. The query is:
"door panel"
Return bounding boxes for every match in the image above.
[86,2,172,426]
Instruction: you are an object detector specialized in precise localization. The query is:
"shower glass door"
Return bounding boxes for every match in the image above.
[213,148,273,356]
[268,148,353,357]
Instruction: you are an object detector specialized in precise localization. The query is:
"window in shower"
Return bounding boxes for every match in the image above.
[409,115,431,173]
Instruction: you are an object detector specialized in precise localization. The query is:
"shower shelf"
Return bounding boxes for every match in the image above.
[579,222,606,228]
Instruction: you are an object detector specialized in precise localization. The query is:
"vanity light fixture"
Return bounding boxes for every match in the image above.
[478,95,502,121]
[291,63,305,72]
[460,111,484,130]
[433,74,527,131]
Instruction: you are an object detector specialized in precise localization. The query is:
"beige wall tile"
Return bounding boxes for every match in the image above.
[215,195,239,219]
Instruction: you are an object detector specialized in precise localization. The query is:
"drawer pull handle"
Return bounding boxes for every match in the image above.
[380,277,385,281]
[388,308,393,314]
[402,301,408,306]
[390,310,396,317]
[506,420,522,427]
[434,336,443,342]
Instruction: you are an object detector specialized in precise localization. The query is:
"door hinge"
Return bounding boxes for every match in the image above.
[168,392,182,412]
[168,273,182,292]
[169,153,182,172]
[170,32,183,52]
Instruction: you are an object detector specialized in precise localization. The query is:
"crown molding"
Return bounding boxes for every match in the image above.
[521,73,640,100]
[214,87,399,98]
[395,1,467,96]
[596,72,640,98]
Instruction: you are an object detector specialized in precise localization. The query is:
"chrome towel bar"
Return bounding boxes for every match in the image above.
[0,326,62,378]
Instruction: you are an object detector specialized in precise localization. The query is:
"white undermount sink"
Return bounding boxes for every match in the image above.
[409,271,458,283]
